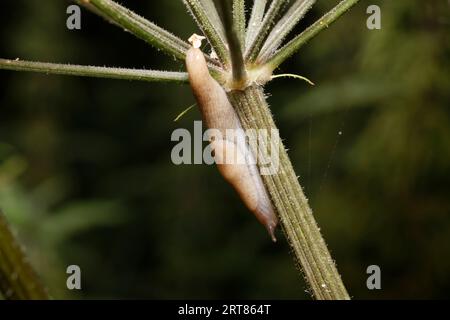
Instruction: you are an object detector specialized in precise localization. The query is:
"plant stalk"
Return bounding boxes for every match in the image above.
[199,0,226,38]
[217,0,247,87]
[232,0,246,47]
[258,0,317,62]
[245,0,267,49]
[245,0,287,63]
[0,211,49,300]
[88,0,189,60]
[86,0,221,69]
[228,85,350,300]
[0,58,189,83]
[183,0,229,66]
[265,0,361,70]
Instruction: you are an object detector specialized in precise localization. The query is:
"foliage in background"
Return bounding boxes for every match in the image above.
[0,0,449,299]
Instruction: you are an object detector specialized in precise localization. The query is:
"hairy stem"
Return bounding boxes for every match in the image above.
[199,0,226,37]
[74,0,118,25]
[88,0,188,59]
[228,86,350,300]
[183,0,229,66]
[265,0,361,70]
[217,0,247,87]
[0,211,49,300]
[245,0,267,49]
[85,0,220,69]
[232,0,246,47]
[245,0,287,63]
[0,58,189,83]
[258,0,316,62]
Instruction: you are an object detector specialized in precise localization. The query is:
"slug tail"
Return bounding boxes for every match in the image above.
[267,222,277,243]
[255,204,278,242]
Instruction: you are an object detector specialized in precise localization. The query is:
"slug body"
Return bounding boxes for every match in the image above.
[186,36,278,241]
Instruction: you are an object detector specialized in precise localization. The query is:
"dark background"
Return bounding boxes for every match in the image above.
[0,0,449,299]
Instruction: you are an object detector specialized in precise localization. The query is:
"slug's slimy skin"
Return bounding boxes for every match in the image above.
[186,34,278,241]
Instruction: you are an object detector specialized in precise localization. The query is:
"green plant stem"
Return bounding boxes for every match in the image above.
[245,0,287,63]
[245,0,267,49]
[74,0,118,26]
[183,0,229,66]
[0,58,189,83]
[228,86,350,300]
[258,0,316,62]
[199,0,226,38]
[265,0,361,70]
[86,0,220,69]
[0,211,49,300]
[217,0,247,86]
[232,0,246,47]
[88,0,188,59]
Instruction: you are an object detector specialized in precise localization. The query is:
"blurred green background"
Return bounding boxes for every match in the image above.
[0,0,449,299]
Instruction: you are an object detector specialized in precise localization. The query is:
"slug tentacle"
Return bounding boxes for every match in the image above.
[185,34,278,242]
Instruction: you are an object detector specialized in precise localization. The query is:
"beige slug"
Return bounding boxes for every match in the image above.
[186,34,278,242]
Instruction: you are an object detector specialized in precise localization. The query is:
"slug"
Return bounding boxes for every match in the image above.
[186,34,278,242]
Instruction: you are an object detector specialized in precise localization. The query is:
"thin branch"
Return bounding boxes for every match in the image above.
[245,0,267,49]
[183,0,229,66]
[245,0,288,63]
[74,0,117,25]
[271,73,315,85]
[0,59,189,83]
[174,103,196,122]
[0,210,49,300]
[233,0,246,48]
[199,0,227,39]
[217,0,247,86]
[87,0,189,60]
[265,0,361,70]
[258,0,316,62]
[85,0,220,71]
[228,86,350,300]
